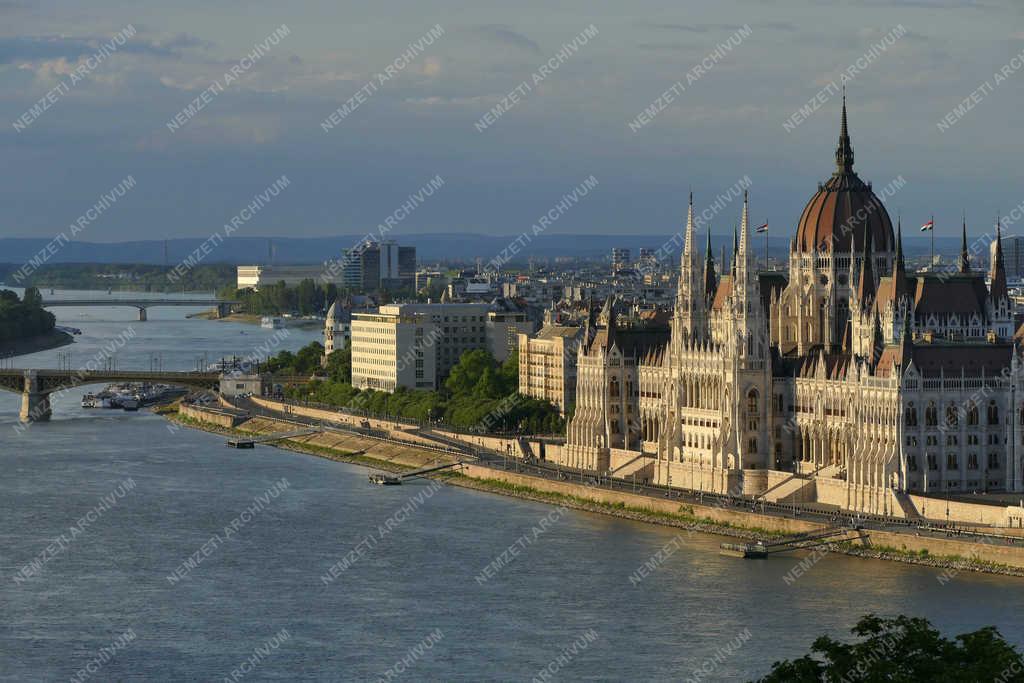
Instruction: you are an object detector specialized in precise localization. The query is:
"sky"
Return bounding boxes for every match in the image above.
[0,0,1022,247]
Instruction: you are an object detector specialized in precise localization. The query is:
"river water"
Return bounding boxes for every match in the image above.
[0,290,1022,681]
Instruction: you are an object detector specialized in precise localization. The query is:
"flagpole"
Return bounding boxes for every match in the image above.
[930,214,935,268]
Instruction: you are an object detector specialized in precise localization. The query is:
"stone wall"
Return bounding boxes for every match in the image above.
[907,493,1024,528]
[244,397,1024,531]
[180,403,247,428]
[460,464,823,535]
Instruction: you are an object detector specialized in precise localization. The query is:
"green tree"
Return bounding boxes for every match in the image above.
[444,349,498,395]
[324,341,352,383]
[756,614,1024,682]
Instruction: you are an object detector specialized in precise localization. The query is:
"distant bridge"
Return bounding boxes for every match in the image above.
[0,368,308,423]
[41,297,239,321]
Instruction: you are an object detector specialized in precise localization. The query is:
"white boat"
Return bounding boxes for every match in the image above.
[260,317,284,329]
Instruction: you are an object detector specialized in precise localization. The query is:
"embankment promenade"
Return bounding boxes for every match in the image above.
[167,401,1024,578]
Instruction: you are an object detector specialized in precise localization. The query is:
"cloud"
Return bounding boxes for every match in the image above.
[467,24,541,53]
[404,94,502,106]
[0,31,210,65]
[645,22,795,34]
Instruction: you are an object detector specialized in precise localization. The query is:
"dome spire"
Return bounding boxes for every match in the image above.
[835,85,855,173]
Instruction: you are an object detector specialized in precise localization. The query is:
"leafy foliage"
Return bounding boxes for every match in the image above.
[225,279,338,316]
[268,342,564,434]
[0,288,56,343]
[0,263,233,293]
[262,342,325,376]
[756,614,1024,682]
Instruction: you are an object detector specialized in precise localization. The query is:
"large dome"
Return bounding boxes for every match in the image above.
[794,96,895,254]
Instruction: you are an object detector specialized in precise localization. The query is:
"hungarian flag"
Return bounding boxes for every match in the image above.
[920,219,934,232]
[756,222,768,233]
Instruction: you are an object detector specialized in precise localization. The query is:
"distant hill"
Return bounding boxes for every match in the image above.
[0,233,968,266]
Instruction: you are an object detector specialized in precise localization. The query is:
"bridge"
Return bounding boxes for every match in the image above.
[0,369,223,422]
[41,297,239,321]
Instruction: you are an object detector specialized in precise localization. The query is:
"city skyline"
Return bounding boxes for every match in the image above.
[1,1,1023,242]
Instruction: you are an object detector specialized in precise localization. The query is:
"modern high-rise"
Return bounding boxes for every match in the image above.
[341,240,415,292]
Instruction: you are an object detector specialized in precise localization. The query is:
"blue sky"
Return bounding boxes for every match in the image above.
[0,0,1022,245]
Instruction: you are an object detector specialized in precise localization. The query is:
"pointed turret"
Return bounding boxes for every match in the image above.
[731,224,738,274]
[738,191,750,261]
[703,225,717,306]
[674,192,707,342]
[869,308,884,368]
[681,192,696,260]
[890,217,909,304]
[856,222,875,309]
[835,86,855,174]
[958,213,970,274]
[990,219,1009,302]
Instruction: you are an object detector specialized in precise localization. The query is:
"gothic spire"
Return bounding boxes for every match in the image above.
[958,213,970,274]
[856,223,874,308]
[835,86,855,174]
[703,224,717,304]
[683,191,695,258]
[891,216,909,303]
[991,217,1009,302]
[731,224,738,273]
[738,191,749,261]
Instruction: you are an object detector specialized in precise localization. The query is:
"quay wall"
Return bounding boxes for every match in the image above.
[460,464,824,536]
[176,408,1024,575]
[179,403,246,428]
[244,397,1024,532]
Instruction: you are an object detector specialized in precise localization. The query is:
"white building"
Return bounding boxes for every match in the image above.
[236,265,326,290]
[351,303,486,392]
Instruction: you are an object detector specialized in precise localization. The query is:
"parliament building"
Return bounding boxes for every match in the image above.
[564,97,1020,515]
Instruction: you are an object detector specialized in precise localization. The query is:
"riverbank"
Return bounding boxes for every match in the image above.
[187,310,321,329]
[0,328,73,359]
[165,407,1024,578]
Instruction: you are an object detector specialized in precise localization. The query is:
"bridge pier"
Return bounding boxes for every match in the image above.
[216,303,231,319]
[137,307,147,322]
[19,371,51,423]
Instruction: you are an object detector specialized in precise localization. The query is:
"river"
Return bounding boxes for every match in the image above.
[0,290,1021,681]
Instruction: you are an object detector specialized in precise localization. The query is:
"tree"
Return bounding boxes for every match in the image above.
[323,341,352,383]
[756,614,1024,682]
[0,288,55,343]
[444,349,499,395]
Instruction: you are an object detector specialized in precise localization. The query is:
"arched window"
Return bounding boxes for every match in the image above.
[925,401,938,427]
[748,438,758,454]
[946,404,959,428]
[967,402,979,426]
[609,377,620,396]
[988,400,1000,425]
[905,402,918,427]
